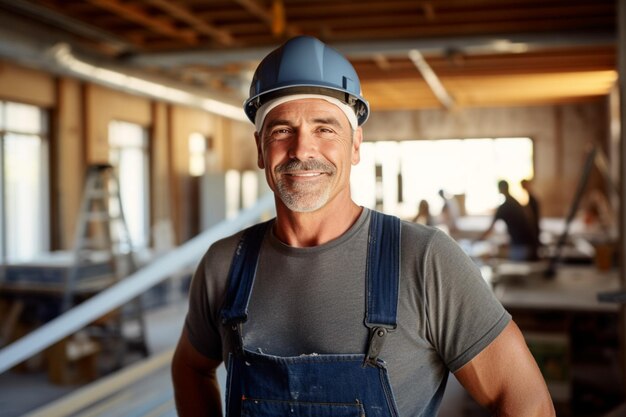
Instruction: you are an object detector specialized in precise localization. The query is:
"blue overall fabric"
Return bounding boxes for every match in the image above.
[221,211,401,417]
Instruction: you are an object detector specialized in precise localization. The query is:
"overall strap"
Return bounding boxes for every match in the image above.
[220,220,272,326]
[364,211,401,366]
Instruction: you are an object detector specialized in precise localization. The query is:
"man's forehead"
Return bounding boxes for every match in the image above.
[266,98,347,121]
[255,94,359,132]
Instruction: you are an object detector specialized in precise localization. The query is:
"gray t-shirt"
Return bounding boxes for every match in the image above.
[185,208,510,416]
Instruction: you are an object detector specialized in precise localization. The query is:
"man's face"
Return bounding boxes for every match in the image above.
[255,98,362,213]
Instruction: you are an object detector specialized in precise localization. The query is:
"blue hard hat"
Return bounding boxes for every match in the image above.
[244,36,370,126]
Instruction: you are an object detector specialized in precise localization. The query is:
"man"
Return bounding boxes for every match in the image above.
[521,178,541,246]
[172,36,554,416]
[478,180,539,261]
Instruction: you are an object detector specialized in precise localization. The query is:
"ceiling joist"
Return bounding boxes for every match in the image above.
[87,0,198,44]
[233,0,301,38]
[0,0,616,112]
[145,0,236,46]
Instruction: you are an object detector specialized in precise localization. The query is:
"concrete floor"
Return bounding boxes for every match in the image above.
[0,297,187,417]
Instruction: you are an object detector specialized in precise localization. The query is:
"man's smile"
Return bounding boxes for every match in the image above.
[284,171,325,177]
[275,159,335,179]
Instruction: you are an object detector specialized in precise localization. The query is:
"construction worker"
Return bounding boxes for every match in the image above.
[172,36,554,417]
[478,180,539,261]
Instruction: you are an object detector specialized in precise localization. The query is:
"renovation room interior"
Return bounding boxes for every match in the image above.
[0,0,624,416]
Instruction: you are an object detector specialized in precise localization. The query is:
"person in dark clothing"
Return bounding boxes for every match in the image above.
[478,180,538,261]
[521,178,541,247]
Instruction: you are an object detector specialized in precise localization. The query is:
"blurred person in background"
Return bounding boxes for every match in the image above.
[477,180,538,261]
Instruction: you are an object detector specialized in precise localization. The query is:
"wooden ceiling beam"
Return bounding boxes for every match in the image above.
[87,0,198,44]
[217,22,272,35]
[144,0,236,46]
[372,54,392,71]
[12,0,617,112]
[362,70,617,110]
[409,49,456,110]
[353,45,615,74]
[354,61,615,81]
[286,0,612,20]
[320,16,611,40]
[287,0,433,19]
[289,7,613,32]
[233,0,301,37]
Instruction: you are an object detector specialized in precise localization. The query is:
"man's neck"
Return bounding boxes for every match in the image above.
[273,198,363,248]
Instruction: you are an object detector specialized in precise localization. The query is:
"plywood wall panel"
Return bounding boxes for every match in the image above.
[0,61,55,107]
[83,84,151,163]
[224,121,256,171]
[55,78,84,250]
[151,102,171,238]
[169,105,217,243]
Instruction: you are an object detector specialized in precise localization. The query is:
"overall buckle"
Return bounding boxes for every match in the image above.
[364,326,390,367]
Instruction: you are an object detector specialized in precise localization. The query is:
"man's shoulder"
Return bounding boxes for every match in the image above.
[399,216,439,233]
[365,210,439,240]
[398,217,442,249]
[204,220,272,261]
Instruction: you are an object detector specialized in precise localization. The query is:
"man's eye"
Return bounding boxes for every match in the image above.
[317,127,335,135]
[268,128,291,139]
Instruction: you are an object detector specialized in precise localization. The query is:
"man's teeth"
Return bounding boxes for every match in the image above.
[289,172,321,177]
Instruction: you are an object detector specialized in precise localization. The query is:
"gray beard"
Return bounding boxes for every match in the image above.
[274,159,336,212]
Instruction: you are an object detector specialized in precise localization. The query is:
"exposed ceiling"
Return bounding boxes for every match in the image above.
[0,0,618,114]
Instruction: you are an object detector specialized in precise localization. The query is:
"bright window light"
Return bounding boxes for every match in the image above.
[225,169,241,219]
[188,132,207,177]
[0,101,49,262]
[109,121,150,250]
[351,137,534,218]
[241,171,259,209]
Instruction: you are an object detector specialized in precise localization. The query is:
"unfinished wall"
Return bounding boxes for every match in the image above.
[83,85,152,163]
[0,61,250,249]
[166,106,253,242]
[151,101,170,245]
[365,99,609,217]
[59,83,154,249]
[0,58,613,251]
[168,105,215,242]
[0,61,55,107]
[55,78,84,249]
[224,121,257,171]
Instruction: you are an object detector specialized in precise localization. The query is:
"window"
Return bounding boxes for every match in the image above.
[224,169,261,219]
[188,132,206,177]
[351,137,534,218]
[0,101,49,262]
[108,121,150,250]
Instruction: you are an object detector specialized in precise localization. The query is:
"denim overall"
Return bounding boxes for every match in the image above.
[221,211,401,417]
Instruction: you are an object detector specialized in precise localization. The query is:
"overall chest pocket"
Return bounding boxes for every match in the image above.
[242,397,365,417]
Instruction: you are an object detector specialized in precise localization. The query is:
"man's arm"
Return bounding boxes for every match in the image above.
[476,217,496,242]
[454,320,555,416]
[171,327,223,416]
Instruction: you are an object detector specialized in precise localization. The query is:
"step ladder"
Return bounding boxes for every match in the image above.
[64,163,149,370]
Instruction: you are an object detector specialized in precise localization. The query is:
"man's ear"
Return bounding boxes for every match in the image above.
[351,127,363,165]
[255,132,265,169]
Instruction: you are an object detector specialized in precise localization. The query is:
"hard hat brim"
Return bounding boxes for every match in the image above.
[244,85,369,126]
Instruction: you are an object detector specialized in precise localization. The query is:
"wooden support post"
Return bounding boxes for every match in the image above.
[618,0,626,399]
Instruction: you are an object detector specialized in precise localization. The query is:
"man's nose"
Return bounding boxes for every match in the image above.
[288,130,317,160]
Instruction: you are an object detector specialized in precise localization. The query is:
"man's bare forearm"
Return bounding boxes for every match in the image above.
[171,329,223,416]
[172,360,222,416]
